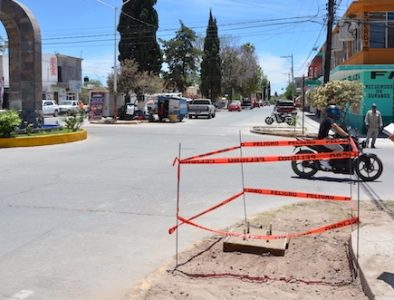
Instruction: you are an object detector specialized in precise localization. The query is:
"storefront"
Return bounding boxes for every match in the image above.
[331,64,394,132]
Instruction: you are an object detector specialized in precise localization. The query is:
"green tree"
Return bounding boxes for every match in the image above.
[238,43,261,99]
[221,42,267,101]
[107,59,162,96]
[161,21,200,93]
[221,45,241,100]
[118,0,162,75]
[284,83,296,100]
[200,10,221,100]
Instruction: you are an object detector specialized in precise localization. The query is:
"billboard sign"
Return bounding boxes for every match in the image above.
[89,91,105,120]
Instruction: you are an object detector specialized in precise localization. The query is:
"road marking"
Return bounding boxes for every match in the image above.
[11,290,34,299]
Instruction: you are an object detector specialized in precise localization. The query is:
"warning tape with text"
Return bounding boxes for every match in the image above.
[177,216,359,240]
[168,188,351,234]
[179,151,358,165]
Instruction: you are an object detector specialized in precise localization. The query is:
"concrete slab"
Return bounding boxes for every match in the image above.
[350,223,394,300]
[223,227,289,256]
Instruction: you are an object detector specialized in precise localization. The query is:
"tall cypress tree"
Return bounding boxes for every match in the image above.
[161,21,200,93]
[118,0,162,75]
[200,10,221,100]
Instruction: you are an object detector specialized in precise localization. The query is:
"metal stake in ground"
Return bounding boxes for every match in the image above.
[239,131,249,234]
[175,143,182,268]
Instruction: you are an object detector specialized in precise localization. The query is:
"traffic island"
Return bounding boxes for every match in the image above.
[89,118,146,125]
[0,129,87,148]
[251,125,315,138]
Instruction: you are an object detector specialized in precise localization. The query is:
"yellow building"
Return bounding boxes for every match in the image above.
[311,0,394,131]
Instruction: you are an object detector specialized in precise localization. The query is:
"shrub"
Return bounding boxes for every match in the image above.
[0,110,22,137]
[308,80,363,111]
[64,110,84,131]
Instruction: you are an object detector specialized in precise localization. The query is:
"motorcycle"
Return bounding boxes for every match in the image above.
[291,128,383,181]
[265,111,295,126]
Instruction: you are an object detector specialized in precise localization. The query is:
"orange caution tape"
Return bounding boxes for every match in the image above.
[348,136,360,154]
[244,188,351,201]
[168,188,351,235]
[182,145,241,162]
[179,151,358,165]
[241,139,350,148]
[176,216,359,240]
[168,191,244,234]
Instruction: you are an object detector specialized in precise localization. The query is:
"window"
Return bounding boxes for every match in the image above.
[370,13,386,48]
[57,66,63,82]
[369,12,394,48]
[388,13,394,48]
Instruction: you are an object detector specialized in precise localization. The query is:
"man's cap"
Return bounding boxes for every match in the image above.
[372,103,377,107]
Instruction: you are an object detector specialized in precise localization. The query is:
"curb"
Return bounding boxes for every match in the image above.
[89,120,146,125]
[250,126,317,138]
[349,234,373,300]
[0,129,87,148]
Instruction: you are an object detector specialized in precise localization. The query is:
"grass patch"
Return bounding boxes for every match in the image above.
[12,128,81,138]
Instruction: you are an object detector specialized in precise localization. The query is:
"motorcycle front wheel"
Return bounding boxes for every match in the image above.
[286,117,295,126]
[291,150,318,178]
[265,116,274,125]
[354,155,383,181]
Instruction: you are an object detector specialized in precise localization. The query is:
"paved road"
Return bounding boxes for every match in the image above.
[0,107,392,300]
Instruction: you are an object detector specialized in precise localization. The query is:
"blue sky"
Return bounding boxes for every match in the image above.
[3,0,353,94]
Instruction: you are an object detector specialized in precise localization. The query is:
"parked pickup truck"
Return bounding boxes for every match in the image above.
[188,99,216,119]
[58,100,80,115]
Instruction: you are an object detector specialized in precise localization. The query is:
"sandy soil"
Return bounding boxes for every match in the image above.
[126,200,388,300]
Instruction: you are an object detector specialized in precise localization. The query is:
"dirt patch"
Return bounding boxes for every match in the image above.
[127,201,387,300]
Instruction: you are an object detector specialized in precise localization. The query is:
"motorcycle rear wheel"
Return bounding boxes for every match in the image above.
[354,155,383,181]
[291,150,318,178]
[265,116,274,125]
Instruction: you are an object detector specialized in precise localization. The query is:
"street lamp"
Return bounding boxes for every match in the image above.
[95,0,132,118]
[281,54,294,101]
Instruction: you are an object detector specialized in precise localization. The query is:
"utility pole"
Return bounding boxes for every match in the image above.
[281,54,294,100]
[95,0,132,119]
[113,6,118,119]
[323,0,335,84]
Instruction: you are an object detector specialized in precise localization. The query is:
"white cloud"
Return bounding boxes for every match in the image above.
[258,53,290,95]
[82,54,113,84]
[258,52,309,95]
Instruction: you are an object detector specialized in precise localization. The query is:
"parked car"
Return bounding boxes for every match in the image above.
[58,100,79,115]
[42,100,59,117]
[275,100,297,114]
[188,99,216,119]
[241,100,252,109]
[228,100,241,112]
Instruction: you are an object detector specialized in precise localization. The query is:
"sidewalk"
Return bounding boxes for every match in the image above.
[281,111,394,300]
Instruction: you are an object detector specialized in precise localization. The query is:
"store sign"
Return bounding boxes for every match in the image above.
[371,71,394,80]
[50,56,57,76]
[363,71,394,114]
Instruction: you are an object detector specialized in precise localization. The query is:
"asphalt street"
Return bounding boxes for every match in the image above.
[0,106,392,299]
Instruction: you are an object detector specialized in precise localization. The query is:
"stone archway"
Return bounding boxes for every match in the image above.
[0,0,42,124]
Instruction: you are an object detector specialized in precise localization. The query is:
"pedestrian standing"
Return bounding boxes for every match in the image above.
[364,103,383,148]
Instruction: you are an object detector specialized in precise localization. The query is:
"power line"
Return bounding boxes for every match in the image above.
[41,16,325,46]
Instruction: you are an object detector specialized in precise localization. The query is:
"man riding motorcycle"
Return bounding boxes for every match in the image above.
[291,104,383,181]
[317,105,349,170]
